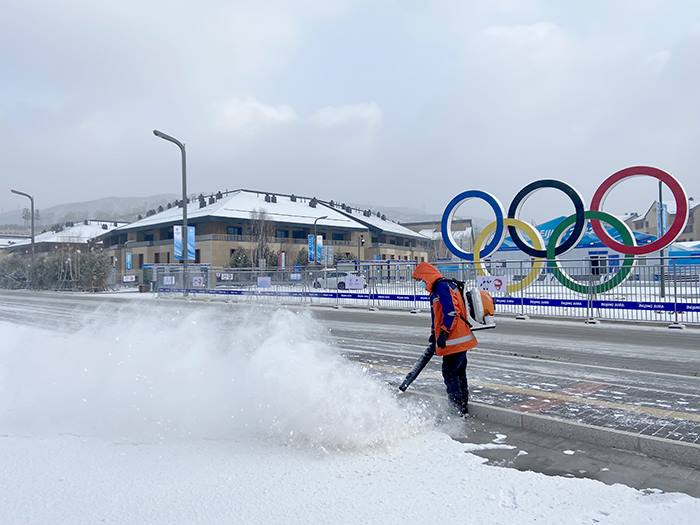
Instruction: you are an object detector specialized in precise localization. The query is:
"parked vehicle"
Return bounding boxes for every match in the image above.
[313,270,367,290]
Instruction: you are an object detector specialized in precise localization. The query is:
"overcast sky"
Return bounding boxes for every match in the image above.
[2,0,699,221]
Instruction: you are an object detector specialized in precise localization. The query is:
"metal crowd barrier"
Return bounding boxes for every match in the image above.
[143,257,700,326]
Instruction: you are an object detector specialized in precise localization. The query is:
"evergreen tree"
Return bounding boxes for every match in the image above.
[228,248,251,268]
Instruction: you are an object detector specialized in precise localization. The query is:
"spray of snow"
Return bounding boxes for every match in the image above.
[0,306,430,449]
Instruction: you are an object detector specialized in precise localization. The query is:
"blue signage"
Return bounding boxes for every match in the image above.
[174,225,195,261]
[125,252,133,270]
[308,234,315,263]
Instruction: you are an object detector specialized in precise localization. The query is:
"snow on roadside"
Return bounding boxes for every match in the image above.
[1,431,697,525]
[0,306,698,524]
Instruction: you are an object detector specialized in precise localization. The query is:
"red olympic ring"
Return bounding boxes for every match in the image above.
[590,166,688,256]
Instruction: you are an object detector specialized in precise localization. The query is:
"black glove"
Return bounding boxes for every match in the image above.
[436,330,449,349]
[428,333,435,345]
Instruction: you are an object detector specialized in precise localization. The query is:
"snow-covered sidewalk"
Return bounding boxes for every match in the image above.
[2,431,698,524]
[1,305,698,524]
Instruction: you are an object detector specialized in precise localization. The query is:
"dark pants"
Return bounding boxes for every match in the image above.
[442,351,469,415]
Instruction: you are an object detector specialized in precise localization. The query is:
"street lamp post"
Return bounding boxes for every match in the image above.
[11,189,35,288]
[153,130,188,297]
[313,216,328,267]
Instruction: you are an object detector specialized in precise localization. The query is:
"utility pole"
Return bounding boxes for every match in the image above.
[658,181,666,298]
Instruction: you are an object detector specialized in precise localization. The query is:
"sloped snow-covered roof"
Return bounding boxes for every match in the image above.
[113,190,367,232]
[673,241,700,251]
[0,235,29,248]
[418,228,472,242]
[321,203,429,240]
[8,221,126,247]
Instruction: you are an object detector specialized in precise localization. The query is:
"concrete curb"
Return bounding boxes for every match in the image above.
[468,401,700,468]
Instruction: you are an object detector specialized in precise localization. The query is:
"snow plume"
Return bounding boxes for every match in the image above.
[0,307,429,449]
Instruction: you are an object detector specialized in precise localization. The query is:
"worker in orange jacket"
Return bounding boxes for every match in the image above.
[412,262,477,415]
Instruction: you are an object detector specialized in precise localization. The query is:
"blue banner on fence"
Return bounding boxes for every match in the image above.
[154,288,698,313]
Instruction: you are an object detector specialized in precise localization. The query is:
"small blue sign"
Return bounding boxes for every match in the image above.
[125,252,133,270]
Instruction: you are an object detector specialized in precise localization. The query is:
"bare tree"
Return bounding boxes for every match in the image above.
[249,209,274,267]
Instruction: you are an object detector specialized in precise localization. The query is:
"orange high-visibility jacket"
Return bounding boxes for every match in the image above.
[412,262,477,356]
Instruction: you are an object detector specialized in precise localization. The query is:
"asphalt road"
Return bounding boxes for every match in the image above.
[2,290,699,442]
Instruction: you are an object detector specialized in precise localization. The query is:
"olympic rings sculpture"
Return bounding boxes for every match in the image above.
[440,166,689,295]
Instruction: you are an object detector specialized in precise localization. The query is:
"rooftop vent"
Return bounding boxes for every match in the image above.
[271,194,277,203]
[101,224,108,230]
[84,219,89,225]
[167,203,172,209]
[208,196,215,205]
[329,200,335,207]
[290,194,297,202]
[381,214,386,221]
[309,197,318,208]
[376,211,381,217]
[199,197,206,209]
[364,210,371,217]
[264,194,271,203]
[216,191,223,200]
[157,205,164,213]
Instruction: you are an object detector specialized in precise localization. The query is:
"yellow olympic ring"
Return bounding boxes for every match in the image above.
[473,218,546,294]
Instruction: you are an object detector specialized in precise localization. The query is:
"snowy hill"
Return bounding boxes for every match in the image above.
[0,194,177,227]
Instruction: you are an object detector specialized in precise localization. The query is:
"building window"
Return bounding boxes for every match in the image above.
[138,253,144,269]
[166,252,171,263]
[227,226,243,236]
[154,253,160,264]
[195,249,201,264]
[332,233,345,241]
[276,229,289,238]
[292,230,306,239]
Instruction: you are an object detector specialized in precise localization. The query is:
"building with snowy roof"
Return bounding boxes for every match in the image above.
[0,234,30,250]
[402,219,473,260]
[2,220,127,255]
[625,200,698,242]
[98,190,431,276]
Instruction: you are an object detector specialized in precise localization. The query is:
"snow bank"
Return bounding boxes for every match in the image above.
[1,431,698,524]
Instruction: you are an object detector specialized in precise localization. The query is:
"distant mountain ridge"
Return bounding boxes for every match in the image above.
[0,194,178,229]
[1,193,489,233]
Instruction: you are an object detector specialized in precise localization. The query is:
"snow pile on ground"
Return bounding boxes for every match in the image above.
[1,306,698,524]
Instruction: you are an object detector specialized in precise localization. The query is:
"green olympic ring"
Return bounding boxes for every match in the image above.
[547,210,636,294]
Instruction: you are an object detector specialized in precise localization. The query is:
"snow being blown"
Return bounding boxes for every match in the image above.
[0,306,429,448]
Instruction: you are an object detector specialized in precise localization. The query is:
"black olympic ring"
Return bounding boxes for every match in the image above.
[506,179,587,258]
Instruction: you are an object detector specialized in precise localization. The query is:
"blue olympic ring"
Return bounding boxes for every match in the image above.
[441,190,505,262]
